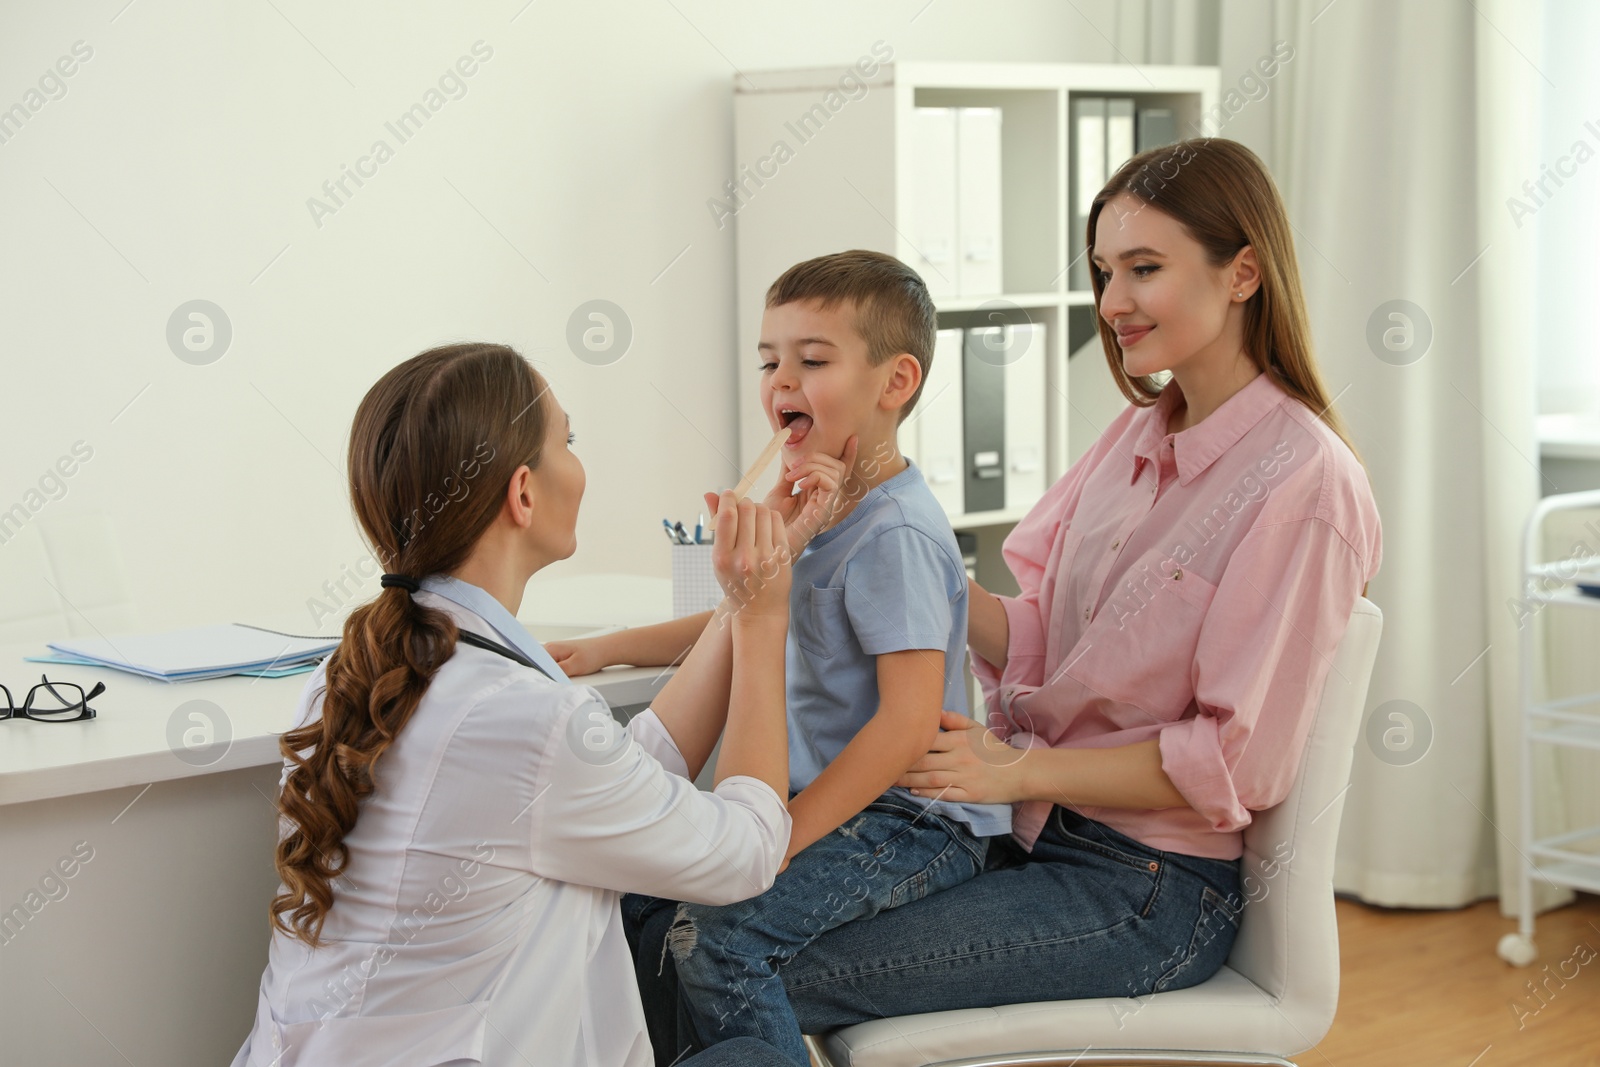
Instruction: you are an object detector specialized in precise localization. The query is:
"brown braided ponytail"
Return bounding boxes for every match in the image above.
[271,343,549,946]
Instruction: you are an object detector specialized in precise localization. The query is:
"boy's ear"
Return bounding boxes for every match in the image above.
[879,352,922,414]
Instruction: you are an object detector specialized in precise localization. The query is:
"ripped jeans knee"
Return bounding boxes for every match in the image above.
[665,901,701,967]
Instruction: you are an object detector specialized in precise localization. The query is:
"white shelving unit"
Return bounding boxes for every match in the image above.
[1498,488,1600,966]
[731,60,1219,585]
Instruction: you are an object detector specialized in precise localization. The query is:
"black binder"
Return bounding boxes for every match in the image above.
[962,327,1007,513]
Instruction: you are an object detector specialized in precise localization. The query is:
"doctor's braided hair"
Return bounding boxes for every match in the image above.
[271,343,550,946]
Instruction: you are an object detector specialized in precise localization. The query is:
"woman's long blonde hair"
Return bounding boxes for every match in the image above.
[270,343,549,946]
[1087,137,1359,461]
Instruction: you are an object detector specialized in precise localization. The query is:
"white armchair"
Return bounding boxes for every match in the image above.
[807,597,1385,1067]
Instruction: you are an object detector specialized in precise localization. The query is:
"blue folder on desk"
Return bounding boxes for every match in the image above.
[46,624,339,683]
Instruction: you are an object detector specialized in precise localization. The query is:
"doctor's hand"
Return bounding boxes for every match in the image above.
[897,710,1028,806]
[705,491,791,620]
[764,435,860,556]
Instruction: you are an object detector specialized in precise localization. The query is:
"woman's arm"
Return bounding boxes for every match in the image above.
[704,498,791,794]
[967,577,1010,671]
[1013,737,1188,810]
[645,498,790,792]
[897,710,1190,811]
[717,610,788,791]
[643,609,734,780]
[524,498,794,908]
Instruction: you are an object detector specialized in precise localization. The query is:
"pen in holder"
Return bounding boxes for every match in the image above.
[671,543,721,618]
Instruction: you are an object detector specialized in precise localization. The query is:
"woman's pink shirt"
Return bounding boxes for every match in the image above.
[974,371,1382,860]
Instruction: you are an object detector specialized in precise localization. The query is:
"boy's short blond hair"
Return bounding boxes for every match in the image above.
[765,250,936,423]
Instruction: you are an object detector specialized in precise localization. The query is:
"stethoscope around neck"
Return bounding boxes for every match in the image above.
[382,573,559,683]
[456,629,557,683]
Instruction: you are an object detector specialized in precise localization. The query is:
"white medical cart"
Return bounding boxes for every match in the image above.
[1498,488,1600,966]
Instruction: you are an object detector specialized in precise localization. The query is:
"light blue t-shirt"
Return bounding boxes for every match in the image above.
[786,460,1011,837]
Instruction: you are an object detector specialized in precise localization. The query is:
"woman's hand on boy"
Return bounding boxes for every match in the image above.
[766,435,860,556]
[898,710,1027,805]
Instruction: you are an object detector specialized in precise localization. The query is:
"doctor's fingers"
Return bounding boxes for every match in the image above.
[765,506,792,564]
[787,458,843,494]
[734,497,758,552]
[710,492,738,578]
[785,447,847,482]
[833,435,862,475]
[755,504,778,558]
[714,490,738,534]
[818,437,860,507]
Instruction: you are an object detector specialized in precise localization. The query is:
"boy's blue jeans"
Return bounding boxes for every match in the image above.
[622,792,988,1067]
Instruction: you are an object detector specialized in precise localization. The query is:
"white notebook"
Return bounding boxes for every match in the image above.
[49,624,339,683]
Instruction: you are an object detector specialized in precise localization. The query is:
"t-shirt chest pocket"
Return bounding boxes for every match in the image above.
[794,584,851,658]
[1066,555,1220,722]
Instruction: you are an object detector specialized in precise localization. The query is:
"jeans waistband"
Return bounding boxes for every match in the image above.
[1050,807,1240,883]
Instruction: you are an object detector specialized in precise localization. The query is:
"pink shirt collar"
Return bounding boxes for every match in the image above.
[1131,371,1286,486]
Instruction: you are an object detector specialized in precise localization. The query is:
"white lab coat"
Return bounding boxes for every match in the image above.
[231,591,789,1066]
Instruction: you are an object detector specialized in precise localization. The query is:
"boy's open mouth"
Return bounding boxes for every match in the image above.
[778,408,814,447]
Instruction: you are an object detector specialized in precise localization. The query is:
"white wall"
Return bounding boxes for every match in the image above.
[1,0,1151,635]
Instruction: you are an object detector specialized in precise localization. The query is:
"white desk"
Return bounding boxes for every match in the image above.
[0,627,676,1067]
[0,630,673,807]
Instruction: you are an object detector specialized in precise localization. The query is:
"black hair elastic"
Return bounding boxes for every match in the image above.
[380,573,421,593]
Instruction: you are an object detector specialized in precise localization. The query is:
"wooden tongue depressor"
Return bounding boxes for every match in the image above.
[732,426,792,501]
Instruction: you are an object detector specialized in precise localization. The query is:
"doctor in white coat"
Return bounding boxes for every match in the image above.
[232,343,843,1067]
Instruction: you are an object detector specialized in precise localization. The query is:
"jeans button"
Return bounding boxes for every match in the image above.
[1147,860,1159,872]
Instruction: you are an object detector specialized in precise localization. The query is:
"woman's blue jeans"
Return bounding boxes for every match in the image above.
[630,805,1241,1060]
[783,806,1243,1031]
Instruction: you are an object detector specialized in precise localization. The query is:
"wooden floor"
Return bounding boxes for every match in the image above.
[1313,892,1600,1066]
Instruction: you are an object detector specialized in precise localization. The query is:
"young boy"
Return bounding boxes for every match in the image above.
[554,250,1010,1065]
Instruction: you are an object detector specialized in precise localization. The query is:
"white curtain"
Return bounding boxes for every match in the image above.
[1115,0,1566,912]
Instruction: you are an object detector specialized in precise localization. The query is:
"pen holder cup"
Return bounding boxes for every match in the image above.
[671,543,721,618]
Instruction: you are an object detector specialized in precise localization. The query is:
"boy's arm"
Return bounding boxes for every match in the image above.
[553,611,711,674]
[783,649,945,859]
[604,611,711,666]
[643,605,736,779]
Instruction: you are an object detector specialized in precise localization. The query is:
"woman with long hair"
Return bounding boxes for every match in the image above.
[641,137,1384,1045]
[231,343,844,1066]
